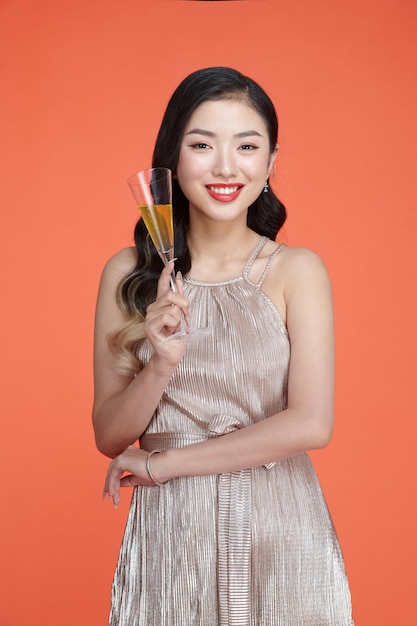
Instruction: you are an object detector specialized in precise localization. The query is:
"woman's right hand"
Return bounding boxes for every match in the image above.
[144,261,190,365]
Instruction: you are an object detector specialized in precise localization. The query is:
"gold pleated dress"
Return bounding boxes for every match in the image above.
[109,237,354,626]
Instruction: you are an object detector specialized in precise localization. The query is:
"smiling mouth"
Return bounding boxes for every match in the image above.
[207,185,242,195]
[206,184,244,203]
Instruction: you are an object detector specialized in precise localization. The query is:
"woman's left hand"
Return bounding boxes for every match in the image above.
[103,445,158,509]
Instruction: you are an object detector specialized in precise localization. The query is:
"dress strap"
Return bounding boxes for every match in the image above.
[243,236,268,277]
[243,236,286,287]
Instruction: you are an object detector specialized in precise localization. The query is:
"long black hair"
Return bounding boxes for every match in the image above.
[119,67,286,320]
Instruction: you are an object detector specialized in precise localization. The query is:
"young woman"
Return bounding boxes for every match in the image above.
[94,67,354,625]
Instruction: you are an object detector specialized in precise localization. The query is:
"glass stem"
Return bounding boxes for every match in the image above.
[159,248,177,292]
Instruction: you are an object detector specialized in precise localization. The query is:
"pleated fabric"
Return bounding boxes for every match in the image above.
[109,237,354,625]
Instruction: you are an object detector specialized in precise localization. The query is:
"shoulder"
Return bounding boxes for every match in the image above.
[260,244,332,325]
[104,246,138,272]
[96,247,138,304]
[278,246,330,282]
[264,242,330,286]
[100,246,138,284]
[276,247,333,313]
[95,248,139,327]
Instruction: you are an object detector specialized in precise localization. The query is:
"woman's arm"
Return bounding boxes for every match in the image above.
[93,248,189,458]
[104,247,335,504]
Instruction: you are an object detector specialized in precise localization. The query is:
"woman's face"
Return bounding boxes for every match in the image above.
[176,98,276,225]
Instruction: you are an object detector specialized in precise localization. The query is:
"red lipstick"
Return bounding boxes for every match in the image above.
[206,183,244,203]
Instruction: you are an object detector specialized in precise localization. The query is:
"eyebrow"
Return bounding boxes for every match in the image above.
[185,128,263,138]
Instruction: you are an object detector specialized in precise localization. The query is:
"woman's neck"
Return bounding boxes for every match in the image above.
[185,225,260,282]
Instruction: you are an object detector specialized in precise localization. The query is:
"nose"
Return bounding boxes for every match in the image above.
[211,148,237,179]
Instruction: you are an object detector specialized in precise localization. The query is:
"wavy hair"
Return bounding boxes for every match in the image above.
[110,67,287,375]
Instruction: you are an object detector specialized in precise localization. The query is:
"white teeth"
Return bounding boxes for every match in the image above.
[209,186,239,195]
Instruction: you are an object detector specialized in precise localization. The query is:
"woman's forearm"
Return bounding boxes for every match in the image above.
[154,406,333,482]
[93,356,176,458]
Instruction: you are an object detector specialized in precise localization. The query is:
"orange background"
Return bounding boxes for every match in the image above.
[1,1,416,624]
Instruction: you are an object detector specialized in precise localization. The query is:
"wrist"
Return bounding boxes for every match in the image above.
[149,353,179,378]
[145,450,169,486]
[147,450,175,485]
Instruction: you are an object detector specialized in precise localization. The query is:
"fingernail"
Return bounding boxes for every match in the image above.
[176,271,183,280]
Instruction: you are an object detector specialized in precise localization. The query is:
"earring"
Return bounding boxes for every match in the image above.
[264,180,269,193]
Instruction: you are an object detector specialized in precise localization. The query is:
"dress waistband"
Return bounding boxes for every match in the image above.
[140,432,210,451]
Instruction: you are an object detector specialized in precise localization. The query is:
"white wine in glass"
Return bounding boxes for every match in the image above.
[138,202,175,287]
[127,167,189,339]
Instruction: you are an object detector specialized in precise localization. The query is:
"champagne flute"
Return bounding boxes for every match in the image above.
[127,167,189,341]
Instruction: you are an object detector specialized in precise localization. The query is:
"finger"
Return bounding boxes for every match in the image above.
[174,271,191,325]
[102,445,142,505]
[106,465,124,509]
[102,467,112,499]
[175,270,184,296]
[103,481,120,510]
[108,478,121,509]
[145,305,183,340]
[120,474,141,488]
[102,456,121,498]
[156,261,175,299]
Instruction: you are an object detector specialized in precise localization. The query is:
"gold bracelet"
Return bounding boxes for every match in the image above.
[145,450,169,486]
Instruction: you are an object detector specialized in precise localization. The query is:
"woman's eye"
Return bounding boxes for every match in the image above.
[239,144,257,151]
[191,142,210,149]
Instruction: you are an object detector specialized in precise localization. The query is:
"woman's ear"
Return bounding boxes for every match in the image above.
[267,144,279,176]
